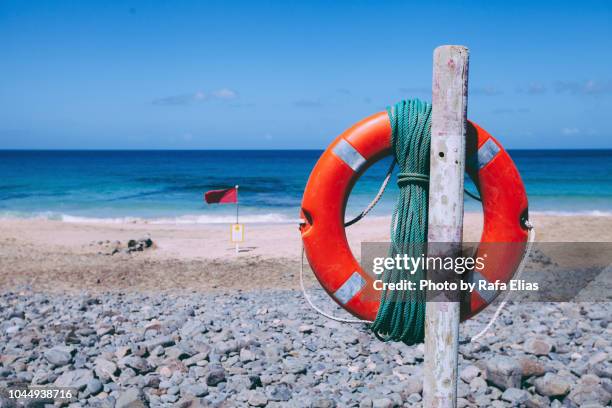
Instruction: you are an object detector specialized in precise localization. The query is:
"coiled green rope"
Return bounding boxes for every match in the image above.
[370,99,431,345]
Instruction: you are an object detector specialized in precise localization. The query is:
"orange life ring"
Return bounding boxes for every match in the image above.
[299,111,529,321]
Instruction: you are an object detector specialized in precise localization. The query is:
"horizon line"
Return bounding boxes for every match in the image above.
[1,147,612,152]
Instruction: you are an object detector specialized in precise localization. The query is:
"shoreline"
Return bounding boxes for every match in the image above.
[3,209,612,226]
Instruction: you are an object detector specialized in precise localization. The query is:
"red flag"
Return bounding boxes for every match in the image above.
[204,187,237,204]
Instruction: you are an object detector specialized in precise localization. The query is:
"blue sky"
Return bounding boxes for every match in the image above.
[1,0,611,149]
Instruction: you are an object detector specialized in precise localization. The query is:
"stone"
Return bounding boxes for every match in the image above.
[182,384,208,398]
[567,374,611,406]
[524,337,554,356]
[372,398,393,408]
[266,383,292,401]
[183,351,209,366]
[86,378,104,396]
[311,398,337,408]
[205,365,226,386]
[247,391,268,407]
[299,324,315,334]
[144,335,175,351]
[469,377,487,393]
[460,365,481,383]
[54,369,94,391]
[486,356,522,390]
[534,373,571,397]
[180,320,208,338]
[284,358,307,374]
[403,376,422,395]
[44,346,73,366]
[519,357,546,378]
[116,388,147,408]
[94,358,117,381]
[501,387,529,404]
[240,348,256,363]
[119,356,152,374]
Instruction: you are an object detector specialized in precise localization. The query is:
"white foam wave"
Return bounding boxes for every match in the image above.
[2,209,612,225]
[58,213,298,225]
[529,210,612,217]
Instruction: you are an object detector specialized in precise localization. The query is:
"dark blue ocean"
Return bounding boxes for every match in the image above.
[1,150,611,223]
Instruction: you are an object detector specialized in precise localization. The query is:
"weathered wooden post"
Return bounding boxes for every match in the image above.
[423,45,469,407]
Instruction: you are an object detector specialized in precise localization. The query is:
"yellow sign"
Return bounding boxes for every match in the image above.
[231,224,244,243]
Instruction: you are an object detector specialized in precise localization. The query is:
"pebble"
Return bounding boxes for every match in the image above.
[205,365,226,386]
[116,387,147,408]
[44,345,74,366]
[523,336,554,356]
[534,372,571,397]
[501,387,529,404]
[485,356,522,390]
[1,290,610,407]
[459,364,480,383]
[247,390,268,406]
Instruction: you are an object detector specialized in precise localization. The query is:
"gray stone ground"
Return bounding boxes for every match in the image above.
[0,289,610,407]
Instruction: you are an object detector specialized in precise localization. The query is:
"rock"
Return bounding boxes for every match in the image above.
[240,348,256,363]
[94,358,117,381]
[299,324,315,334]
[519,357,546,378]
[534,373,571,397]
[524,337,554,356]
[460,365,481,383]
[144,335,175,351]
[44,346,73,366]
[594,362,612,380]
[266,383,291,401]
[588,352,608,366]
[180,320,207,338]
[311,398,337,408]
[372,398,392,408]
[86,378,103,396]
[182,384,208,398]
[567,374,611,406]
[116,388,147,408]
[284,358,307,374]
[486,356,522,390]
[96,324,115,336]
[119,356,152,374]
[54,369,94,391]
[469,377,487,393]
[501,388,529,404]
[183,351,210,366]
[205,365,226,386]
[403,376,422,395]
[247,391,268,407]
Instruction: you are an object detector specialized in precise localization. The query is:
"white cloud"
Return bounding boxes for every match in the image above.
[561,127,580,135]
[152,88,238,105]
[555,80,612,95]
[211,88,238,100]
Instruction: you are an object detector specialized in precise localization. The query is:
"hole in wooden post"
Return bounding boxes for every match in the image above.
[438,151,445,158]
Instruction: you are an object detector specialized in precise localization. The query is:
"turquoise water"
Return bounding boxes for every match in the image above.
[0,150,611,223]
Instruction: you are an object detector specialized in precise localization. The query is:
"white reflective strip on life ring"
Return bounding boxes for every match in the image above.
[469,270,499,304]
[475,138,501,170]
[332,139,367,173]
[334,272,365,305]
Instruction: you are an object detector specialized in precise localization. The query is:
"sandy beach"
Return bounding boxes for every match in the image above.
[1,214,611,293]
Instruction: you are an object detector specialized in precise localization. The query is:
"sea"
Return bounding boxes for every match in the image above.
[1,150,611,224]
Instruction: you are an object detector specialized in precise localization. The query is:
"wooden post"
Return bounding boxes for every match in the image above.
[423,45,469,407]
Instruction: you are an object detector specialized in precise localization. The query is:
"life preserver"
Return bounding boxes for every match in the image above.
[299,111,529,322]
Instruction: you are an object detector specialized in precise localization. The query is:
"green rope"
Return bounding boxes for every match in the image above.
[370,99,431,345]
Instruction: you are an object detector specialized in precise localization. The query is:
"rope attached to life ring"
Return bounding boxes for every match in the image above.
[369,99,431,345]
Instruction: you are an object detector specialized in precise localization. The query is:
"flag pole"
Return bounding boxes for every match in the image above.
[235,185,239,255]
